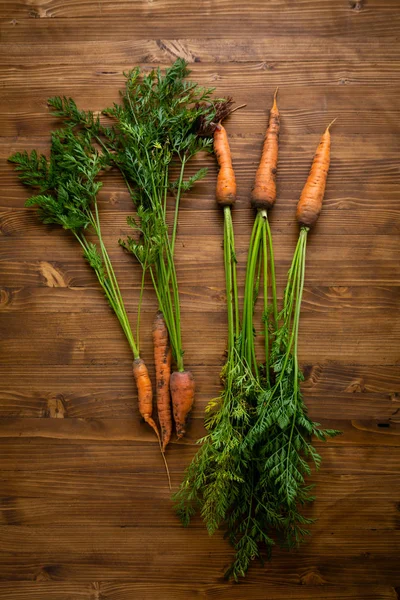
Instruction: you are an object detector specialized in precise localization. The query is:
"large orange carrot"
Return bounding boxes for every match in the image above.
[132,358,160,439]
[296,120,336,228]
[153,311,172,452]
[251,89,280,210]
[171,370,196,440]
[214,124,236,207]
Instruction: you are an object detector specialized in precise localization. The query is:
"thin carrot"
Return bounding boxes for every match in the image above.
[133,357,171,489]
[296,119,336,228]
[214,124,236,207]
[171,370,196,440]
[251,88,280,210]
[153,311,172,452]
[132,358,160,437]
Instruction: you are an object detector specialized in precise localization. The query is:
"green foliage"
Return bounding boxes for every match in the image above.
[175,225,341,579]
[48,96,102,134]
[9,124,139,358]
[45,60,232,369]
[10,129,104,232]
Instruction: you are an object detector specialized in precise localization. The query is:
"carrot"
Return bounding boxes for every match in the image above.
[153,311,172,452]
[251,88,280,210]
[214,124,236,207]
[132,358,160,438]
[133,357,171,489]
[171,370,196,439]
[296,119,336,228]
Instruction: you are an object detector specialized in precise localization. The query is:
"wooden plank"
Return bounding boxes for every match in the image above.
[0,472,398,530]
[0,470,395,501]
[0,298,399,365]
[0,363,398,420]
[1,37,400,65]
[1,283,399,316]
[3,62,400,92]
[0,582,396,600]
[0,582,94,600]
[0,526,398,584]
[3,196,400,237]
[1,0,399,37]
[1,83,400,136]
[1,231,400,288]
[0,417,398,447]
[0,439,397,474]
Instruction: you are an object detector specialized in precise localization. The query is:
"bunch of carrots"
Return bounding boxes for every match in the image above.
[10,61,231,487]
[175,91,340,577]
[10,59,340,578]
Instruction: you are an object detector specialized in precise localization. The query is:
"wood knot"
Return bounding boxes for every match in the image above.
[349,0,363,10]
[302,363,322,387]
[46,395,66,418]
[35,565,59,581]
[39,261,68,288]
[300,569,326,585]
[0,287,12,308]
[345,378,365,393]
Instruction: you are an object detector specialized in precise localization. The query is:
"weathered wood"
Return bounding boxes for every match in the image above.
[1,0,399,592]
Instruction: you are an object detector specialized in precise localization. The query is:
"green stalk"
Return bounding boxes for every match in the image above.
[91,203,139,358]
[171,157,187,257]
[264,213,278,329]
[242,213,264,375]
[224,206,235,358]
[136,263,147,353]
[262,222,270,385]
[293,229,308,387]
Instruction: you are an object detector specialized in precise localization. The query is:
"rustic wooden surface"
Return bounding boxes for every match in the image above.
[1,0,400,598]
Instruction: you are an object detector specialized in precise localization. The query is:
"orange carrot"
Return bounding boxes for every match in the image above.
[132,358,160,439]
[296,119,336,228]
[214,124,236,207]
[171,370,196,440]
[133,357,171,488]
[251,89,280,210]
[153,311,172,452]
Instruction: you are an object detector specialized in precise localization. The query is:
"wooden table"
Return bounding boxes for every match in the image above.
[1,1,399,598]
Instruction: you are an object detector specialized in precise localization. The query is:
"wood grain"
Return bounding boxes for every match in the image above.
[1,0,400,595]
[0,582,397,600]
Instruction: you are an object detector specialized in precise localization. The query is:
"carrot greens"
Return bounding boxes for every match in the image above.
[48,60,223,375]
[9,128,142,359]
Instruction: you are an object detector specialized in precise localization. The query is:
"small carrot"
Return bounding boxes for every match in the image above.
[153,311,172,452]
[296,119,336,228]
[214,124,236,207]
[132,358,160,438]
[171,370,196,440]
[133,357,171,488]
[251,88,280,210]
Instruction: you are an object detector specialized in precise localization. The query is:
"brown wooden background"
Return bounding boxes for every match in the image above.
[1,1,400,598]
